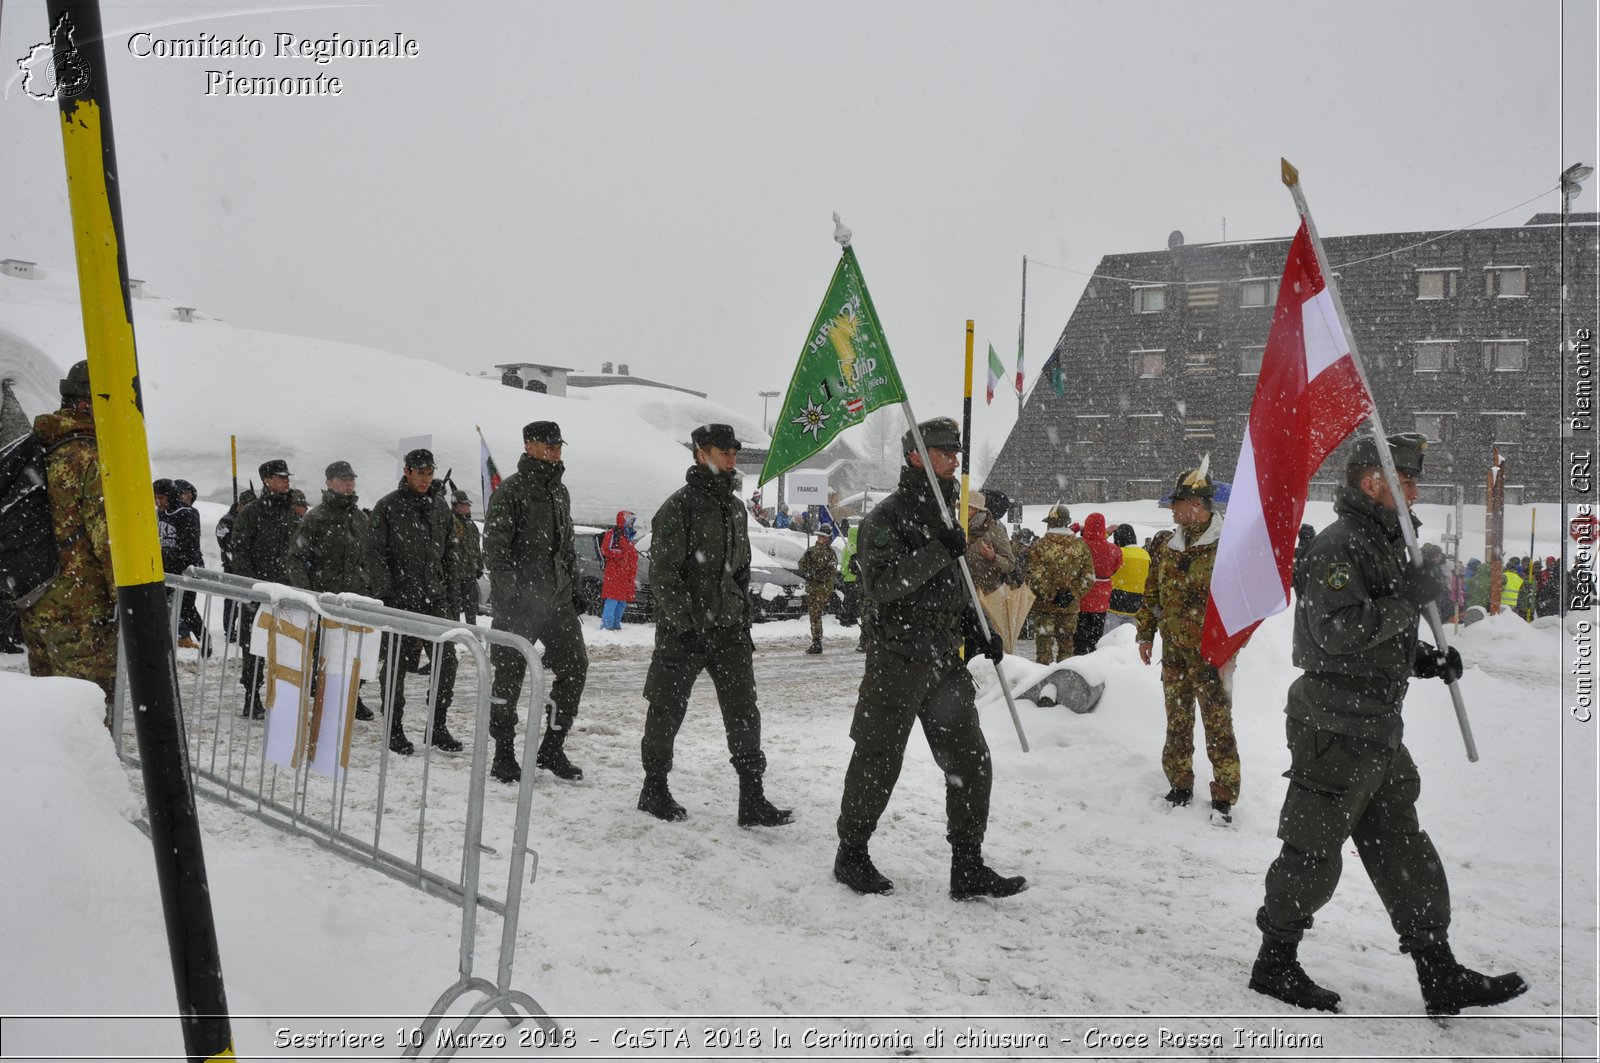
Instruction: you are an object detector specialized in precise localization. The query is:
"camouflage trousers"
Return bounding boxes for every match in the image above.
[20,606,117,706]
[1032,606,1080,665]
[805,586,830,643]
[1160,648,1240,803]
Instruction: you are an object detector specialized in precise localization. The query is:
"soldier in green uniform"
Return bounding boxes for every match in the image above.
[797,525,836,654]
[285,460,388,721]
[451,489,484,624]
[1025,505,1094,669]
[1250,432,1527,1016]
[371,448,461,756]
[1133,465,1241,822]
[832,417,1024,900]
[231,458,303,719]
[17,361,117,713]
[637,424,791,827]
[483,422,588,784]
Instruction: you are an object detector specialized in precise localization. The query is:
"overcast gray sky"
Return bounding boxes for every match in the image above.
[2,0,1594,460]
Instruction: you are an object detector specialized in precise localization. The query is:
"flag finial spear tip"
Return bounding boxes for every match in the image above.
[1281,158,1299,188]
[832,212,852,248]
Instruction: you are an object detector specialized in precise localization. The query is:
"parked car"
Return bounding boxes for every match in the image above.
[626,532,807,623]
[477,523,610,618]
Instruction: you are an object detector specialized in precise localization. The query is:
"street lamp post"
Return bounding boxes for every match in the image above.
[1559,163,1591,616]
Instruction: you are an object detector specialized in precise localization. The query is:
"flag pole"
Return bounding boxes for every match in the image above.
[897,403,1030,752]
[1280,158,1477,762]
[1016,256,1027,518]
[961,321,974,517]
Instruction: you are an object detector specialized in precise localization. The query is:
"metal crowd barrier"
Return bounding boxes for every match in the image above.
[112,568,562,1059]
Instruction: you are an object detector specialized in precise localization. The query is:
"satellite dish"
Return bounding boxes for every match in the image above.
[1167,230,1185,250]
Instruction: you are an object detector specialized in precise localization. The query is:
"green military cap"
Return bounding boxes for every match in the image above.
[1347,431,1427,476]
[1044,504,1071,527]
[59,360,91,398]
[902,416,962,454]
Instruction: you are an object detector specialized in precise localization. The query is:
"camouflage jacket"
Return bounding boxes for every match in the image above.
[1025,529,1094,612]
[797,541,837,591]
[964,511,1016,593]
[285,490,388,598]
[229,487,301,585]
[26,408,113,624]
[1134,514,1223,656]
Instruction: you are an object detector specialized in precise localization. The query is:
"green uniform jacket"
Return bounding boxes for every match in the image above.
[27,408,113,624]
[285,491,388,598]
[1025,530,1094,613]
[1286,485,1425,747]
[452,512,484,583]
[857,465,966,660]
[1134,513,1223,654]
[797,541,837,592]
[649,464,750,632]
[230,488,301,585]
[482,455,576,608]
[370,480,457,613]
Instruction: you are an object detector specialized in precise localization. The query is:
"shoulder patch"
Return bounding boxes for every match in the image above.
[1326,561,1351,590]
[873,527,890,547]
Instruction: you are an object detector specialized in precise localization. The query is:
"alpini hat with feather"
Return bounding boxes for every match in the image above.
[1170,455,1216,501]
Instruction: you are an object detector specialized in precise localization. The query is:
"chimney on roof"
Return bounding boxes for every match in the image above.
[618,363,630,376]
[601,361,613,374]
[127,278,144,298]
[175,306,196,323]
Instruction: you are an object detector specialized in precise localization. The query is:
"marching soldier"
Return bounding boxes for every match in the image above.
[832,417,1024,900]
[483,421,589,784]
[1133,464,1241,823]
[1025,504,1094,676]
[637,423,791,827]
[798,525,837,654]
[1251,432,1526,1017]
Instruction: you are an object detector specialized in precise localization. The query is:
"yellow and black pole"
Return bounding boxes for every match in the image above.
[960,320,974,520]
[48,1,234,1058]
[230,434,238,506]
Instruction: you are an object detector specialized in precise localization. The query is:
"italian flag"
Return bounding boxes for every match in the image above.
[1201,221,1373,667]
[985,343,1004,404]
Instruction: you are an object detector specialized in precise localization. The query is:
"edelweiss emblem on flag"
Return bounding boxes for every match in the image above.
[791,398,829,441]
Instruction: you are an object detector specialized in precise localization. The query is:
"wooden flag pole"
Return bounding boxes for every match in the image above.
[1281,158,1477,762]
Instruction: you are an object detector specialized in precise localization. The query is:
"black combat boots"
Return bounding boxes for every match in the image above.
[1164,787,1193,807]
[534,728,583,780]
[1410,942,1528,1016]
[833,843,893,895]
[389,722,414,756]
[949,842,1028,900]
[734,756,793,827]
[430,715,462,753]
[805,639,823,655]
[638,772,687,821]
[1249,938,1341,1012]
[490,740,521,784]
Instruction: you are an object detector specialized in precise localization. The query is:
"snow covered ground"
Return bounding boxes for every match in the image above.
[2,594,1593,1061]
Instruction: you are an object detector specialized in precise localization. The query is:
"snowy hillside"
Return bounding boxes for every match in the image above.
[0,266,769,524]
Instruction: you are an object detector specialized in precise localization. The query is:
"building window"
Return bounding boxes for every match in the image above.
[1185,351,1216,375]
[1307,480,1337,502]
[1074,415,1109,443]
[1502,485,1525,505]
[1485,266,1528,298]
[1184,419,1216,441]
[1414,341,1456,372]
[1187,285,1220,309]
[1126,478,1163,499]
[1485,412,1524,445]
[1416,484,1457,505]
[1132,286,1166,314]
[1239,278,1278,308]
[1076,479,1106,503]
[1414,413,1452,443]
[1131,350,1165,378]
[1482,340,1527,372]
[1416,269,1459,300]
[1130,415,1163,442]
[1239,346,1265,375]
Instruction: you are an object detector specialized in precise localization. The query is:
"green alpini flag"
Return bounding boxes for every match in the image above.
[759,246,908,484]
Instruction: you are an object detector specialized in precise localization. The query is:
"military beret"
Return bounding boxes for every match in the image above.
[325,460,356,480]
[259,458,291,480]
[403,448,435,470]
[523,421,565,445]
[1347,432,1427,476]
[902,416,962,454]
[691,423,742,451]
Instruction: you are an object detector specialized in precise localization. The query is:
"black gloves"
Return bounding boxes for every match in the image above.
[1402,567,1447,608]
[963,609,1005,663]
[572,592,589,615]
[936,525,967,557]
[979,630,1004,663]
[1413,643,1464,683]
[1052,588,1075,609]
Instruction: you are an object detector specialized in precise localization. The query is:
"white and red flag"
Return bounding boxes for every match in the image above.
[1200,221,1373,667]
